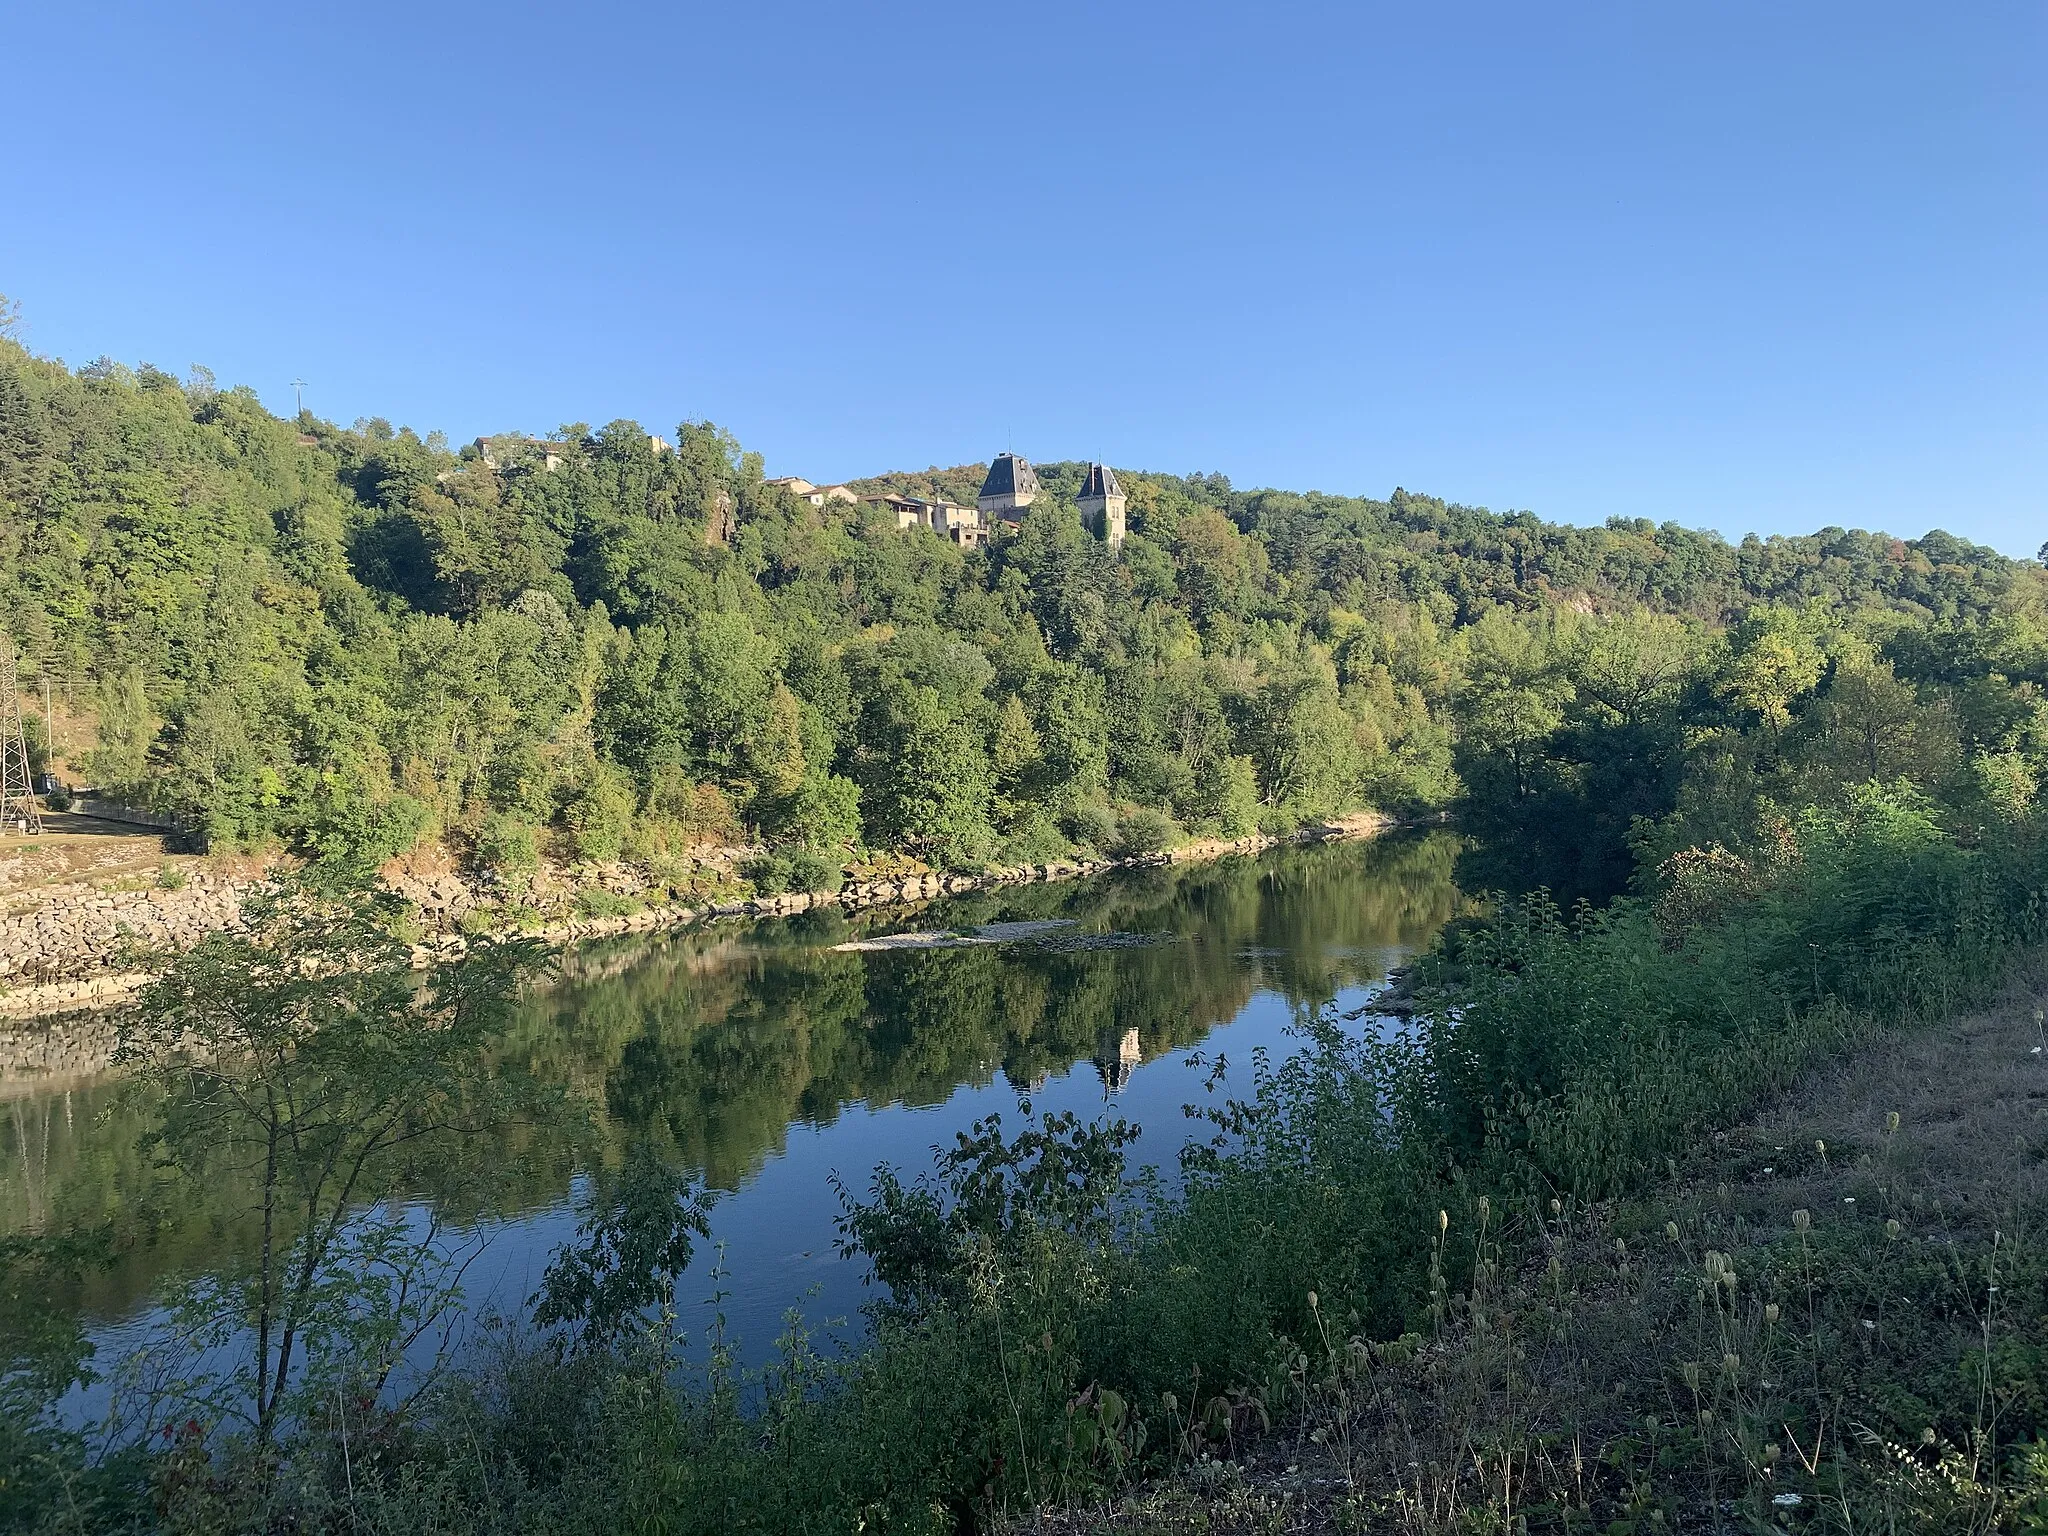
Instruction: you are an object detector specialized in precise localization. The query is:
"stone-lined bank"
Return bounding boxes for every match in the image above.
[0,814,1396,1047]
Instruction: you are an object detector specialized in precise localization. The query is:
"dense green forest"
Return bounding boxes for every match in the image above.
[4,331,2042,899]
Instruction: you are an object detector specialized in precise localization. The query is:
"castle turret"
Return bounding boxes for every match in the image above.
[977,452,1039,525]
[1077,462,1126,548]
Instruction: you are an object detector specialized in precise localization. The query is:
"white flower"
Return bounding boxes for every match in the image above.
[1773,1492,1803,1508]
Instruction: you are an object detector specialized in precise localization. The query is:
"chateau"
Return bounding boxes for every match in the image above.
[779,452,1126,550]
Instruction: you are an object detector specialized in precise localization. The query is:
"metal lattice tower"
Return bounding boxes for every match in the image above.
[0,637,43,835]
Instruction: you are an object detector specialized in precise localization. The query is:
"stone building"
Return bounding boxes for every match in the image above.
[1076,462,1127,548]
[977,452,1039,524]
[864,492,987,546]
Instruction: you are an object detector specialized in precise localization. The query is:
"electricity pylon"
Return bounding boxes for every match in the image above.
[0,637,44,835]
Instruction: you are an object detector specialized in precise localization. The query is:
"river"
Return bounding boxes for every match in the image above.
[3,830,1465,1388]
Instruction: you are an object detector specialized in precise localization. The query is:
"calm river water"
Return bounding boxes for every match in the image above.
[4,831,1464,1381]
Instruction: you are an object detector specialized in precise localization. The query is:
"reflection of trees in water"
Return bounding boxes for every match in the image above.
[521,830,1466,1189]
[1,831,1465,1313]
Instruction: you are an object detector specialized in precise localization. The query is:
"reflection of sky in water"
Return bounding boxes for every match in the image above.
[35,835,1461,1424]
[61,978,1399,1429]
[460,967,1414,1369]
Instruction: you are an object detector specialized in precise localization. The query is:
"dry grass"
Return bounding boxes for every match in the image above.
[1005,952,2048,1534]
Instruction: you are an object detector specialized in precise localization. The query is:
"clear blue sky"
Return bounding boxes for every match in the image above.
[3,2,2041,555]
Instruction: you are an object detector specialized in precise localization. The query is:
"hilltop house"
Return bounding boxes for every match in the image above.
[1076,462,1127,548]
[977,452,1039,524]
[860,492,987,546]
[982,453,1125,547]
[776,452,1125,551]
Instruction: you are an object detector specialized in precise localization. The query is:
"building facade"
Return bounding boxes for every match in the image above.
[1076,462,1127,548]
[977,452,1040,524]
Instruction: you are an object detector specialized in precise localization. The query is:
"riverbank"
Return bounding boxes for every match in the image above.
[1003,951,2048,1533]
[0,810,1400,1053]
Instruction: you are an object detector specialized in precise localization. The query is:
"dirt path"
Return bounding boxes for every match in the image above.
[1004,953,2048,1533]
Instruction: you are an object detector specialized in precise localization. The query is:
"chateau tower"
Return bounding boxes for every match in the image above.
[977,452,1039,525]
[1076,462,1127,548]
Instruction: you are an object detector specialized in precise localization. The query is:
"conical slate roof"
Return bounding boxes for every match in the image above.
[1079,462,1122,499]
[979,453,1039,499]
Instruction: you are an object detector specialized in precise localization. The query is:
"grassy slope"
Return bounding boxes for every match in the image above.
[1011,954,2048,1534]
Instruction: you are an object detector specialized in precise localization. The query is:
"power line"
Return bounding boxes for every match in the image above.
[0,637,43,835]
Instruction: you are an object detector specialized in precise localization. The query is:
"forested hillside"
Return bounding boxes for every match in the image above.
[2,334,2042,896]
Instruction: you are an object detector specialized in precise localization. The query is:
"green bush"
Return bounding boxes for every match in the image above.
[1111,806,1176,857]
[1059,801,1118,853]
[741,851,792,895]
[475,813,541,888]
[565,761,637,863]
[783,849,843,894]
[573,888,643,920]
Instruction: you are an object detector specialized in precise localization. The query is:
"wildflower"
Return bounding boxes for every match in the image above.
[1844,1196,1856,1205]
[1885,1111,1900,1134]
[1666,1221,1681,1243]
[1765,1303,1780,1324]
[1773,1492,1803,1508]
[1861,1320,1875,1331]
[1886,1219,1901,1240]
[1438,1209,1448,1234]
[1307,1291,1318,1311]
[1762,1166,1774,1175]
[1792,1209,1811,1232]
[1550,1197,1562,1216]
[1722,1352,1740,1376]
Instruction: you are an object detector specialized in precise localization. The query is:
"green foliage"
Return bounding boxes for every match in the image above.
[564,758,637,862]
[532,1140,712,1354]
[475,811,541,886]
[10,334,2036,883]
[743,847,847,896]
[105,881,560,1449]
[1111,805,1176,856]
